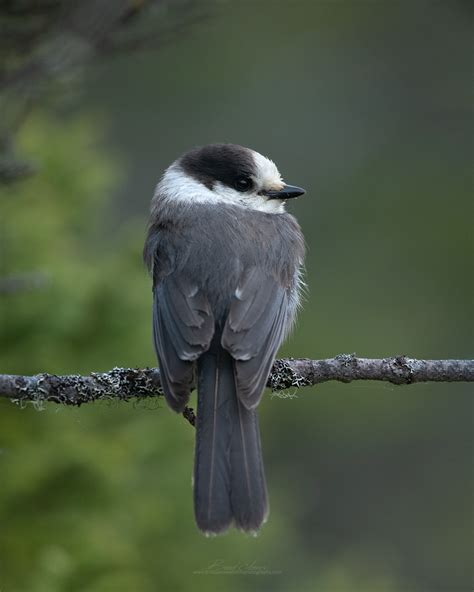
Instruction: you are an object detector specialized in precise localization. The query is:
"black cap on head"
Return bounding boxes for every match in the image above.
[179,144,255,191]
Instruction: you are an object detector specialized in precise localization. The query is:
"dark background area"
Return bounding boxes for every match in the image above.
[0,1,472,591]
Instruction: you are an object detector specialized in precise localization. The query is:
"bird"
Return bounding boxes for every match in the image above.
[143,143,306,535]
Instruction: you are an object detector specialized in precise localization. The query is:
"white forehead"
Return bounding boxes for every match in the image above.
[251,150,284,190]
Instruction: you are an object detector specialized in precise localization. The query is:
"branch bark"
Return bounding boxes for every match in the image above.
[1,356,472,406]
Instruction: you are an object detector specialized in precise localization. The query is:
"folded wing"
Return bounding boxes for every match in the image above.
[153,274,214,411]
[221,267,289,410]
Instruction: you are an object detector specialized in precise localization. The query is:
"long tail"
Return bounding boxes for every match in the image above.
[194,344,268,534]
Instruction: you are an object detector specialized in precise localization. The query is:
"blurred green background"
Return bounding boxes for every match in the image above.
[0,1,472,591]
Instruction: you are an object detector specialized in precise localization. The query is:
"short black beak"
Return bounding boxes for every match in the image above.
[264,184,306,200]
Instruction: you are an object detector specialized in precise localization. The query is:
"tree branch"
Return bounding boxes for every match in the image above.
[1,355,471,426]
[0,0,212,184]
[1,355,472,405]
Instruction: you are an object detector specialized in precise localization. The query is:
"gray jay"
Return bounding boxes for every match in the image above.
[144,143,305,534]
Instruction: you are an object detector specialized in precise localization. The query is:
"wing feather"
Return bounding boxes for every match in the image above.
[222,268,289,409]
[153,274,214,412]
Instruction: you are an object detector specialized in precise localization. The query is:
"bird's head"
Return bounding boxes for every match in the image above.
[154,143,305,214]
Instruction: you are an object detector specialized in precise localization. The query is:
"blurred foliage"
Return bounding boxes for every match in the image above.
[0,115,149,374]
[0,1,472,591]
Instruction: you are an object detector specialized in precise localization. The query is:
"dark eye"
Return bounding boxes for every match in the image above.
[234,176,253,192]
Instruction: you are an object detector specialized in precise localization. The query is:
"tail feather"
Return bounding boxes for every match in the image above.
[230,398,268,531]
[194,347,233,533]
[194,346,268,534]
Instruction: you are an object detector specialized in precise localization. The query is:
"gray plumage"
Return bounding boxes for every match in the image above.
[144,144,305,534]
